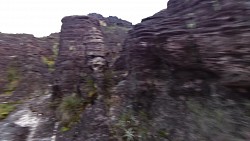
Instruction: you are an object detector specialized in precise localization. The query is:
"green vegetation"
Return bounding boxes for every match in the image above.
[104,25,130,33]
[0,103,16,120]
[114,111,151,141]
[123,128,135,141]
[56,76,99,132]
[108,25,130,31]
[157,130,169,138]
[60,126,70,132]
[85,77,97,98]
[103,70,114,108]
[41,56,55,72]
[41,43,59,72]
[2,66,20,96]
[42,56,55,71]
[58,95,84,128]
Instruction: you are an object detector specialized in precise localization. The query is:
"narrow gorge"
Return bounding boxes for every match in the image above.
[0,0,250,141]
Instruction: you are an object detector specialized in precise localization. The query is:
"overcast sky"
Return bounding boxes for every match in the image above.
[0,0,168,37]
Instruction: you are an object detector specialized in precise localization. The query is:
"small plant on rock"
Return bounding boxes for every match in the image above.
[59,94,84,128]
[123,128,135,141]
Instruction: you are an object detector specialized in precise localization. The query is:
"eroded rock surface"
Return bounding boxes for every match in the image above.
[88,13,133,28]
[2,0,250,140]
[54,15,111,141]
[0,32,59,140]
[113,0,250,140]
[53,13,132,141]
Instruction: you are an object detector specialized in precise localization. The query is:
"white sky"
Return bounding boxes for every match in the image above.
[0,0,168,37]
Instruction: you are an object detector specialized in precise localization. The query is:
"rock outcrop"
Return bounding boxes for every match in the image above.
[113,0,250,140]
[2,1,249,140]
[88,13,133,28]
[0,32,59,141]
[0,33,58,102]
[51,1,250,141]
[53,15,131,141]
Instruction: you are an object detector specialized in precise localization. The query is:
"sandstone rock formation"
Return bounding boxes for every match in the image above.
[53,15,131,141]
[113,0,250,140]
[1,0,250,140]
[88,13,133,28]
[51,1,250,141]
[0,33,58,102]
[0,32,59,141]
[88,13,132,66]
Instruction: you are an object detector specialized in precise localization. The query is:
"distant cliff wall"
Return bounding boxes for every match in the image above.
[0,33,59,102]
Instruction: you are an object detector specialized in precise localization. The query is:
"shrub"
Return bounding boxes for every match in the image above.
[59,95,83,128]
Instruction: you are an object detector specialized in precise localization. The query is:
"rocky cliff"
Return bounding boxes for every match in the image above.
[88,13,133,28]
[53,15,131,141]
[0,33,59,102]
[1,0,250,140]
[0,32,59,140]
[54,1,250,141]
[0,13,131,141]
[113,0,250,140]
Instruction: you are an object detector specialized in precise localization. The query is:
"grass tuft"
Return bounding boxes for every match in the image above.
[0,103,16,120]
[59,95,84,128]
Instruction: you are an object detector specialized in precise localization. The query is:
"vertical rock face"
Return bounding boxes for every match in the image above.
[88,13,132,66]
[54,16,111,141]
[53,1,250,141]
[53,14,131,141]
[54,16,106,95]
[0,33,58,102]
[0,0,249,140]
[113,0,250,140]
[0,33,59,141]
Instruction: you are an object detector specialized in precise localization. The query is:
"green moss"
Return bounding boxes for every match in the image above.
[114,110,151,141]
[7,67,19,82]
[1,66,20,96]
[41,56,55,71]
[86,77,97,98]
[157,130,169,138]
[60,95,82,111]
[60,126,70,132]
[0,103,16,120]
[41,43,58,72]
[59,95,84,127]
